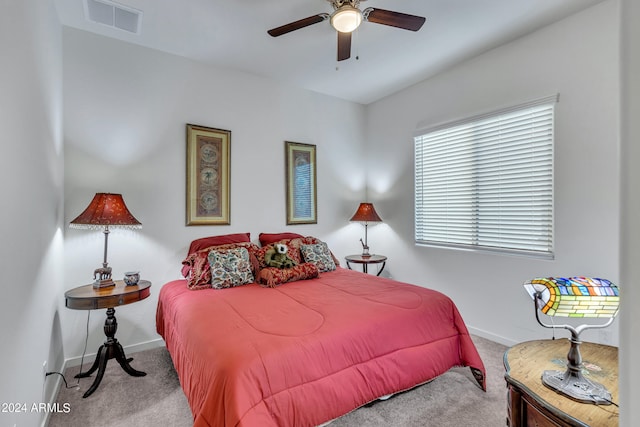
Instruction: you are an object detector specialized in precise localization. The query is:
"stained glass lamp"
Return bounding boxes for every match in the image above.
[70,193,142,288]
[523,277,620,404]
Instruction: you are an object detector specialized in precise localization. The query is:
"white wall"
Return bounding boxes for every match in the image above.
[365,0,620,347]
[61,28,368,359]
[619,0,640,424]
[0,0,629,425]
[0,1,64,426]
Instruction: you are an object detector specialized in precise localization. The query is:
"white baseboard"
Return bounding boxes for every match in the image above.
[468,326,518,347]
[41,338,166,427]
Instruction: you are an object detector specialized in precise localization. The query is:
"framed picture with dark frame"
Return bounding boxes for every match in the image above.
[186,124,231,226]
[285,141,317,225]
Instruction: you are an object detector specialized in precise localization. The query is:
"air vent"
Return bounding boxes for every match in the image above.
[84,0,142,34]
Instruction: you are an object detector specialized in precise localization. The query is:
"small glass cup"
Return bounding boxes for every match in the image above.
[124,271,140,286]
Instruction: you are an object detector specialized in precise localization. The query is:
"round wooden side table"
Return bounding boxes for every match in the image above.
[65,279,151,398]
[345,254,387,276]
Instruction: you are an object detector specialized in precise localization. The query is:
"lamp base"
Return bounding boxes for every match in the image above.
[92,265,114,289]
[542,369,612,405]
[93,279,115,289]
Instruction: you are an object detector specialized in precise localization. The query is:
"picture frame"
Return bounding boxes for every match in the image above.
[285,141,317,225]
[186,124,231,225]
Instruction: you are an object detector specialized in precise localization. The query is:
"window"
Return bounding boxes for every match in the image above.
[414,95,556,258]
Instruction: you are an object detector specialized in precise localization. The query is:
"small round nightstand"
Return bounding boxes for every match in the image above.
[65,279,151,398]
[345,254,387,276]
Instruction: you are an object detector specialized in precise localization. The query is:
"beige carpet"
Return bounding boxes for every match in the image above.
[47,335,507,426]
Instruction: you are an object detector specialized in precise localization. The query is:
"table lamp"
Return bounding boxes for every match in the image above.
[523,276,619,404]
[70,193,142,288]
[349,202,382,257]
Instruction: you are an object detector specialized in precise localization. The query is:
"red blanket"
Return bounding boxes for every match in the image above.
[156,267,485,427]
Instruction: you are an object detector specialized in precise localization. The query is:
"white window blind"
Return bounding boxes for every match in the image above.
[414,95,556,258]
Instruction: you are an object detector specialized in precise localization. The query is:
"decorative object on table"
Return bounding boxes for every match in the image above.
[265,243,298,269]
[504,339,618,427]
[285,141,317,225]
[349,202,383,257]
[523,276,620,404]
[186,124,231,226]
[124,271,140,286]
[70,193,142,289]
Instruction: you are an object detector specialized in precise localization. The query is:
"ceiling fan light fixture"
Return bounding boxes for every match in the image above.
[331,6,362,33]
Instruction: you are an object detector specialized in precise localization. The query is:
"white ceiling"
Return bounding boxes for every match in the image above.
[54,0,604,105]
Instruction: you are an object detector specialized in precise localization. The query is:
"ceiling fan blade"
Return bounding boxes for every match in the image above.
[337,31,351,61]
[267,14,328,37]
[364,8,426,31]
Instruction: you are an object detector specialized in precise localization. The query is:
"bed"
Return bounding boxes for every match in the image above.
[156,233,486,427]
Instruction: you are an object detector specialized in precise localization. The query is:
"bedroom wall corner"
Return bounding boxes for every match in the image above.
[364,0,620,348]
[61,29,368,361]
[0,1,64,426]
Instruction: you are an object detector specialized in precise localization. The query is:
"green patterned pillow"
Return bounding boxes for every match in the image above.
[301,242,336,272]
[207,247,254,289]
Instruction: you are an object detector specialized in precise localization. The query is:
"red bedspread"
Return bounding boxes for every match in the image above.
[156,267,485,427]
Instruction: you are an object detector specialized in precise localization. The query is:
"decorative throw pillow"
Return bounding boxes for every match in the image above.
[258,232,304,246]
[187,232,251,255]
[301,242,337,272]
[207,247,254,289]
[258,263,320,288]
[183,242,260,290]
[182,233,251,277]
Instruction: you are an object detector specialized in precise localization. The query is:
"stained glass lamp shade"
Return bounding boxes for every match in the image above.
[523,277,620,404]
[70,193,141,288]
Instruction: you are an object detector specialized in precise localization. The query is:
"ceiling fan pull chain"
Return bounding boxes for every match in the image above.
[354,27,360,60]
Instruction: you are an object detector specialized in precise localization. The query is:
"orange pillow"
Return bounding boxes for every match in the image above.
[258,232,303,246]
[187,233,251,255]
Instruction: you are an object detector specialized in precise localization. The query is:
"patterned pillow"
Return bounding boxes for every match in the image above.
[258,263,319,288]
[207,247,254,289]
[181,233,251,277]
[183,242,260,290]
[301,242,337,272]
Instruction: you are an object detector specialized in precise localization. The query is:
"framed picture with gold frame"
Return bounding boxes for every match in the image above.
[186,124,231,225]
[285,141,317,225]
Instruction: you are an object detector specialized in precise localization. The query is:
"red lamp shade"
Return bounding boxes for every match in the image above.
[70,193,141,230]
[350,202,383,223]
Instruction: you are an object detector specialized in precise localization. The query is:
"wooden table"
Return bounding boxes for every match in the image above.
[504,339,618,426]
[345,254,387,275]
[65,280,151,398]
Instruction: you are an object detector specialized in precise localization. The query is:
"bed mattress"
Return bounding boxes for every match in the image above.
[156,267,485,427]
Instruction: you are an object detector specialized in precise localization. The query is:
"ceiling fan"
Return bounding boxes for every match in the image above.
[267,0,426,61]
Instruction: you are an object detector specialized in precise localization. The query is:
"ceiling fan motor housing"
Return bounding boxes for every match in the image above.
[328,0,364,10]
[330,4,363,33]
